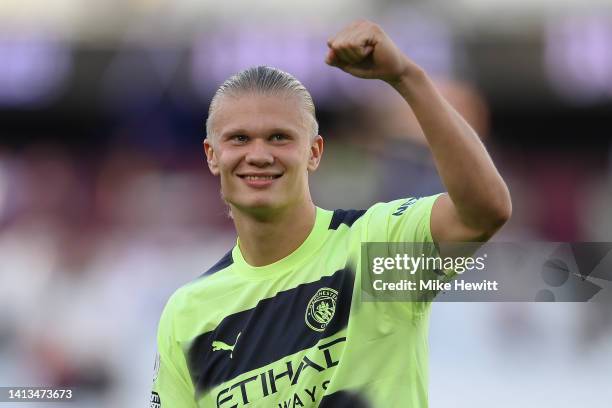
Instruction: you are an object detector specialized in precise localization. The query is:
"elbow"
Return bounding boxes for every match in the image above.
[493,193,513,228]
[481,193,512,239]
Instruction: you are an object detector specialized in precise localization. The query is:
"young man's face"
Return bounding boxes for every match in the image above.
[204,92,323,216]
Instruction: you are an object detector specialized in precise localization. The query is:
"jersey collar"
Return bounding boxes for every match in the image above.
[232,207,332,280]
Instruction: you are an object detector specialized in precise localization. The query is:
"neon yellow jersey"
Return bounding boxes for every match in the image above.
[151,195,441,408]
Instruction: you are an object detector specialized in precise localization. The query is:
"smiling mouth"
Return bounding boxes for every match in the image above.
[238,175,282,180]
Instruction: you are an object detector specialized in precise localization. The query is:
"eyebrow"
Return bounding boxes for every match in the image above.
[220,127,298,138]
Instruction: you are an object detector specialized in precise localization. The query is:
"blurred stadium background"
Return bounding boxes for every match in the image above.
[1,0,611,407]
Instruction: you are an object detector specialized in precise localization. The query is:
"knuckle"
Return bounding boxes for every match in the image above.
[370,23,382,34]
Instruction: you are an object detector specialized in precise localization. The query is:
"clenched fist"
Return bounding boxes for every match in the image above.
[325,19,422,85]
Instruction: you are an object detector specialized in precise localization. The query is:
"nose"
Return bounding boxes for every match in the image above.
[245,139,274,167]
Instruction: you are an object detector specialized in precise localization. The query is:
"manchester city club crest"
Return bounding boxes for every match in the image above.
[305,287,338,332]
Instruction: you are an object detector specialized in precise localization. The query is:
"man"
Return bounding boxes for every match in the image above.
[150,20,511,407]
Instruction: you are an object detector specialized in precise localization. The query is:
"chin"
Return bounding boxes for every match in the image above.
[228,196,285,216]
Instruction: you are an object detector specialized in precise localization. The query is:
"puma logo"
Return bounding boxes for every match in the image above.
[212,332,241,359]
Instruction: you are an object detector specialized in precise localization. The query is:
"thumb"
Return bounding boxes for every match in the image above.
[359,44,374,58]
[324,49,336,66]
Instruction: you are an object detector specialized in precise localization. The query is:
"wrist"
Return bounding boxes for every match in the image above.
[386,62,428,96]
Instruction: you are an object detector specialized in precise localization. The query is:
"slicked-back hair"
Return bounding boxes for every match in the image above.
[205,66,319,141]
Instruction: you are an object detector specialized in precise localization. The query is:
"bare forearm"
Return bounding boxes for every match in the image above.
[390,69,511,231]
[324,19,510,238]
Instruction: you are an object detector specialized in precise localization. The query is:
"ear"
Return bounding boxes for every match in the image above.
[307,135,324,172]
[203,138,220,176]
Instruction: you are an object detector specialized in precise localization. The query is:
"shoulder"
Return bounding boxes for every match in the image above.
[361,194,443,242]
[199,249,235,278]
[366,195,441,222]
[161,249,236,318]
[324,196,439,233]
[328,208,368,230]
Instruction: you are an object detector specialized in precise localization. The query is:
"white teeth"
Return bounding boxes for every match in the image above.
[244,175,275,180]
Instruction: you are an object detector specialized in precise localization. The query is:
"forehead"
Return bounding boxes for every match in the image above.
[213,92,309,137]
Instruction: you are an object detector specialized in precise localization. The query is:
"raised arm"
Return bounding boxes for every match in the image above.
[325,19,511,243]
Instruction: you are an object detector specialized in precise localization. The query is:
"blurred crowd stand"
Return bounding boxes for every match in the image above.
[0,75,611,407]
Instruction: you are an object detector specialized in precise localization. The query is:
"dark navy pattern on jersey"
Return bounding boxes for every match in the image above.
[200,250,234,278]
[320,390,371,407]
[328,209,367,230]
[187,268,355,395]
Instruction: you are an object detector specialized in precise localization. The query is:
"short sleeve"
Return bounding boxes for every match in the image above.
[360,194,446,316]
[367,194,441,244]
[151,295,197,408]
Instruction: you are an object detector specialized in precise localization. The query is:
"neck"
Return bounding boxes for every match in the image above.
[232,200,317,267]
